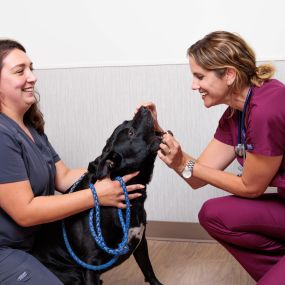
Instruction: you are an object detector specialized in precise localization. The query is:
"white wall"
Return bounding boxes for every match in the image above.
[34,64,228,223]
[1,1,285,222]
[34,61,285,223]
[1,0,285,68]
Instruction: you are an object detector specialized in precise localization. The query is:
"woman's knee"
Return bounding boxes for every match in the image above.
[0,249,63,285]
[199,198,218,229]
[198,197,229,235]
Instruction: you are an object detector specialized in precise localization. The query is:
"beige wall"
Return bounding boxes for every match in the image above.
[35,61,285,223]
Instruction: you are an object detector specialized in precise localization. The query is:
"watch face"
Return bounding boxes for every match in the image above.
[182,160,195,179]
[182,168,192,179]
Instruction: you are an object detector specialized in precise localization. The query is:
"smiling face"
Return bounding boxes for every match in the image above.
[0,48,37,114]
[189,56,231,108]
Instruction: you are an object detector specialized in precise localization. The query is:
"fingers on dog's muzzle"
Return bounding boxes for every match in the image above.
[155,130,174,137]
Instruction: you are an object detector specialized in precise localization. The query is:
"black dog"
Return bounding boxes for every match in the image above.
[32,107,164,285]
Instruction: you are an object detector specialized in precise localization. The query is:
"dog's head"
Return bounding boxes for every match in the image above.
[88,106,162,185]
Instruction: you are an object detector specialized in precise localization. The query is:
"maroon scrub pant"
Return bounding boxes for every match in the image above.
[199,193,285,284]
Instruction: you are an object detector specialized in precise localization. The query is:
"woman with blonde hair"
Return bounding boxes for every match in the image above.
[140,31,285,284]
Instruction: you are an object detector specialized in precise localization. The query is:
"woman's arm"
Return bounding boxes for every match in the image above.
[54,160,86,193]
[192,152,282,197]
[0,172,144,227]
[137,102,282,197]
[161,134,282,197]
[160,136,236,189]
[180,139,236,189]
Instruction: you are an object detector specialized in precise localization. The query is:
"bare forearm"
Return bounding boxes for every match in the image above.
[173,156,207,190]
[1,171,144,228]
[161,134,271,197]
[55,165,87,193]
[172,153,251,195]
[192,162,258,197]
[19,189,93,226]
[178,172,208,189]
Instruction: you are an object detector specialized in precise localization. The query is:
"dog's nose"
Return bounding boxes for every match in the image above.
[140,106,149,115]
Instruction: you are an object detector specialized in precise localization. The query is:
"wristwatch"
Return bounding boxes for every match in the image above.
[181,159,196,179]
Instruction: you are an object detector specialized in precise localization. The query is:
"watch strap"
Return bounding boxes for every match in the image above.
[181,159,196,178]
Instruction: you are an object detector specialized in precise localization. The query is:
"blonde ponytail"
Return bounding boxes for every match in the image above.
[251,64,275,86]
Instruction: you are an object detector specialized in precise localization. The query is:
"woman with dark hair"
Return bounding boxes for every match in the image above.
[0,39,144,284]
[140,31,285,284]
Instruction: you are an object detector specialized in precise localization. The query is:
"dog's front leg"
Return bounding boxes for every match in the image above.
[133,231,164,285]
[85,270,102,285]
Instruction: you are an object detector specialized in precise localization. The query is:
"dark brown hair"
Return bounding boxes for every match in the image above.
[187,31,275,93]
[0,39,45,133]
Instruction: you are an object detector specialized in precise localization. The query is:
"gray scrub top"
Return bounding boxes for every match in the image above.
[0,113,60,251]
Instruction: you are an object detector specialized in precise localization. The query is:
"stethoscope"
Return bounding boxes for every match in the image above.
[235,87,253,159]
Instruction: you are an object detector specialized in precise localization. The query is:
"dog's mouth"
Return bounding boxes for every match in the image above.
[150,130,164,150]
[155,130,166,137]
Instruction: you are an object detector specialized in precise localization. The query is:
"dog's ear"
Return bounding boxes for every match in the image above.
[96,161,111,179]
[88,155,112,180]
[88,157,100,174]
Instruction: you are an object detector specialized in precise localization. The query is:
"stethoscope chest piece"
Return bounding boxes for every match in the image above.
[235,143,246,157]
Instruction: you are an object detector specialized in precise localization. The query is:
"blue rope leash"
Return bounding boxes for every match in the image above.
[62,175,131,271]
[88,177,131,255]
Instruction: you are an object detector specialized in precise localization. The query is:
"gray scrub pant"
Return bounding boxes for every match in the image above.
[0,248,63,285]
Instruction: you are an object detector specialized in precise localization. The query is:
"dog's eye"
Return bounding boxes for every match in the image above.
[128,128,135,137]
